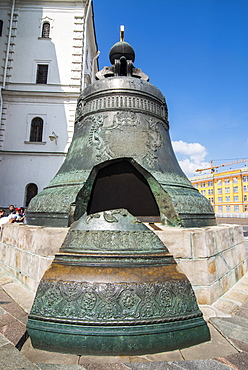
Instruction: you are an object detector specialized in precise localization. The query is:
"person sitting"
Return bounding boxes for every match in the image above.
[0,207,25,229]
[15,207,25,223]
[0,209,5,218]
[0,214,13,228]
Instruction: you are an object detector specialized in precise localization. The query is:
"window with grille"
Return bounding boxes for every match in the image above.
[30,117,43,142]
[36,64,48,83]
[42,22,50,38]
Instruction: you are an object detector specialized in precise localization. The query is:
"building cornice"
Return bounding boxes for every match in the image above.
[2,89,80,100]
[0,150,67,156]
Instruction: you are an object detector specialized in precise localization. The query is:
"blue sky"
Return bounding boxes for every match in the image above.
[93,0,248,176]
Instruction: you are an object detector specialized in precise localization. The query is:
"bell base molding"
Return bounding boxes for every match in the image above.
[27,316,210,355]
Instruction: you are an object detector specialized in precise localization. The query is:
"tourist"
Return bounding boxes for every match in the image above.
[0,214,12,229]
[0,209,5,218]
[15,207,25,223]
[7,205,15,216]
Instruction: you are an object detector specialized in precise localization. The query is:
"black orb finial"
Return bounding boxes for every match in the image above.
[109,25,135,65]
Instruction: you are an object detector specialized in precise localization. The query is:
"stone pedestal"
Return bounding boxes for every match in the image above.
[0,223,246,305]
[147,223,247,305]
[0,223,68,292]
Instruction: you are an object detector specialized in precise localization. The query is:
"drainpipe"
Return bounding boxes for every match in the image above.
[91,50,100,82]
[0,0,15,120]
[81,0,92,91]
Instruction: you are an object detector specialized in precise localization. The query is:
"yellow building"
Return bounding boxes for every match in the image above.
[190,167,248,214]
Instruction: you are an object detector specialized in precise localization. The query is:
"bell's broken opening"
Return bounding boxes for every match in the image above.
[87,160,160,218]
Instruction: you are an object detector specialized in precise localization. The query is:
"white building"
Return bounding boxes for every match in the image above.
[0,0,98,208]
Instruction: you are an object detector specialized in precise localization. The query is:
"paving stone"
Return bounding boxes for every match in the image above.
[239,298,248,309]
[79,350,183,365]
[216,352,248,370]
[210,316,248,344]
[235,307,248,319]
[0,289,11,305]
[138,349,183,362]
[0,276,14,286]
[21,337,80,365]
[3,281,35,313]
[0,317,26,345]
[83,365,130,370]
[234,282,248,294]
[199,305,217,320]
[0,343,40,369]
[180,323,238,360]
[0,312,17,327]
[124,363,181,370]
[0,271,7,279]
[0,333,10,347]
[0,289,27,318]
[224,290,248,304]
[18,313,28,325]
[37,365,84,369]
[125,360,233,369]
[227,337,248,352]
[79,355,130,364]
[212,299,239,315]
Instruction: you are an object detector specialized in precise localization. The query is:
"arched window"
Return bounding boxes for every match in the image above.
[30,117,43,142]
[42,22,50,38]
[25,183,38,207]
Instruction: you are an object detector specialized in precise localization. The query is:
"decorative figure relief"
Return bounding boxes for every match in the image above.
[31,280,201,324]
[85,209,128,224]
[87,112,162,165]
[143,118,162,166]
[62,229,164,251]
[86,213,101,224]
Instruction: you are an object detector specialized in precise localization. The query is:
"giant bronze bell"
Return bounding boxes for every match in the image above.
[27,32,212,354]
[26,34,216,228]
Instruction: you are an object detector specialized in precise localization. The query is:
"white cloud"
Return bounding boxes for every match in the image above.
[172,140,209,177]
